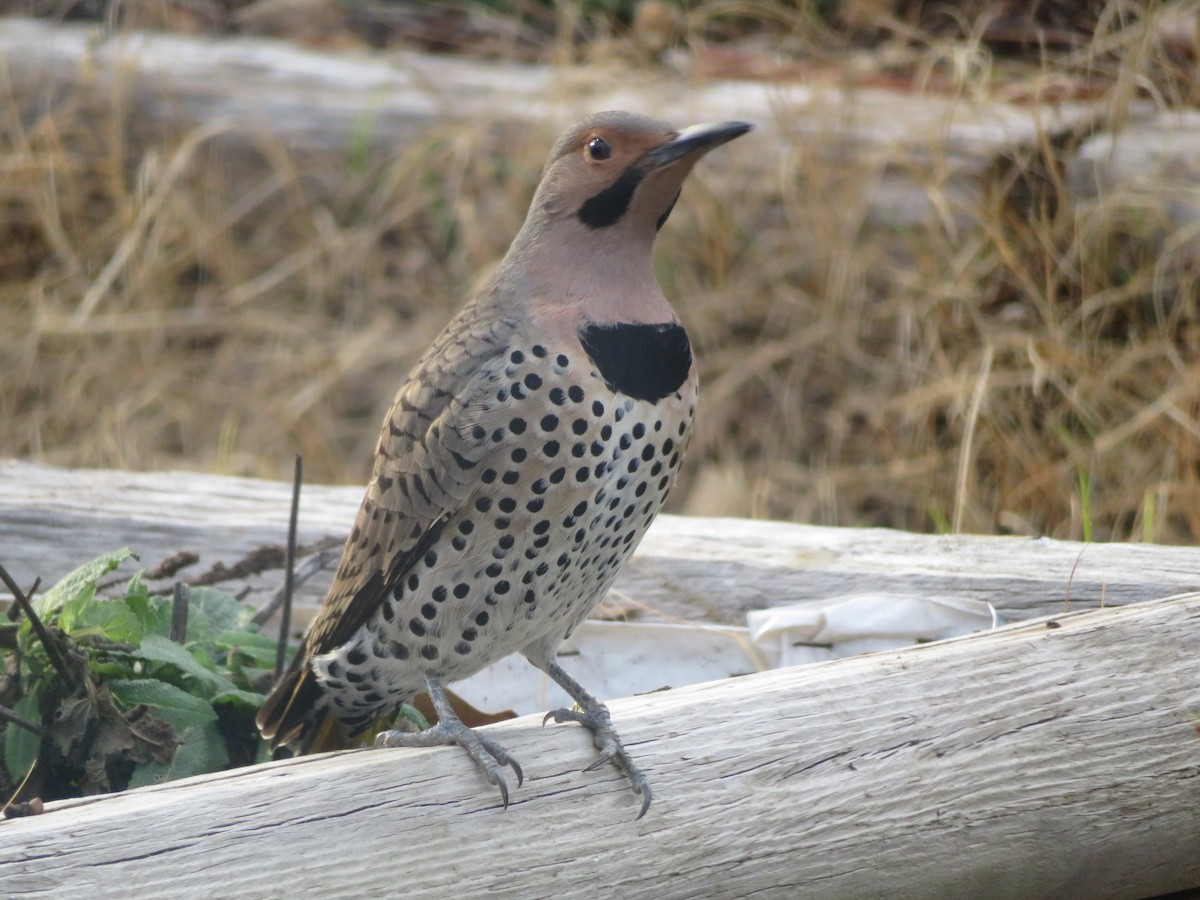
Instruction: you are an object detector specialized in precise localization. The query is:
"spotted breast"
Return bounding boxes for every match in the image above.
[316,330,695,731]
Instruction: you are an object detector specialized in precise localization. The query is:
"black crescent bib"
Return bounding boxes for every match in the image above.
[579,322,692,402]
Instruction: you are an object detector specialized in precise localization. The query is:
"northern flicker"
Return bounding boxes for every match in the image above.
[256,111,751,817]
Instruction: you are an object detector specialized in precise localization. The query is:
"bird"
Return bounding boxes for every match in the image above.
[256,110,752,817]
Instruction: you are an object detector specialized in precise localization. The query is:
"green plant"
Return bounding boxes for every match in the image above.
[1077,467,1093,543]
[0,551,274,804]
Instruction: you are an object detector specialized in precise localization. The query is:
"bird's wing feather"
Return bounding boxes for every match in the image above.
[257,302,521,747]
[303,305,520,656]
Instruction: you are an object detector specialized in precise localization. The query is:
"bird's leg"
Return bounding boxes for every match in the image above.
[537,660,652,818]
[374,674,524,808]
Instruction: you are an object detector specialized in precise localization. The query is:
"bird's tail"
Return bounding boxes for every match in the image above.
[255,654,354,755]
[256,657,514,755]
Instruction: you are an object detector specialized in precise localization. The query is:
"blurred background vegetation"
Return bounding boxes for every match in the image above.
[2,0,1199,542]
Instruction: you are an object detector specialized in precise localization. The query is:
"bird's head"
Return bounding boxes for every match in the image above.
[526,111,751,247]
[496,111,751,326]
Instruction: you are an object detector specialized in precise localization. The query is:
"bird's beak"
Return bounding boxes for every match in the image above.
[643,120,753,170]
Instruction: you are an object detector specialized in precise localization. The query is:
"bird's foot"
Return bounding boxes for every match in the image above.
[543,697,652,819]
[375,677,524,809]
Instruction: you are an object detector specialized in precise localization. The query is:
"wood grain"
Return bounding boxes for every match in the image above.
[3,460,1199,630]
[1,594,1197,898]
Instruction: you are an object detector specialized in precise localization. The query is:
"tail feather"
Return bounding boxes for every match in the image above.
[256,661,355,755]
[255,644,518,756]
[256,664,312,748]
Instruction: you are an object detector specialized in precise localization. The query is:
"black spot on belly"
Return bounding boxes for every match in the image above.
[580,322,692,401]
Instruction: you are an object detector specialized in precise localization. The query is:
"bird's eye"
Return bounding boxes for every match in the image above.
[586,136,612,161]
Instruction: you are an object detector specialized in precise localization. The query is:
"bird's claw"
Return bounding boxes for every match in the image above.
[543,698,652,818]
[633,778,652,820]
[542,707,585,727]
[375,721,524,809]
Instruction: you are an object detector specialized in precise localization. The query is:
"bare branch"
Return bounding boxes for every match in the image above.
[0,703,47,739]
[0,564,74,689]
[6,577,38,622]
[276,455,302,680]
[144,552,200,581]
[170,582,190,644]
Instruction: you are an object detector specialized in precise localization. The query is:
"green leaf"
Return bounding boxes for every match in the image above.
[183,587,254,646]
[232,665,278,689]
[126,721,229,789]
[109,679,217,731]
[125,759,170,790]
[214,630,280,666]
[67,574,167,646]
[122,569,145,599]
[123,576,172,638]
[211,688,267,709]
[33,549,135,618]
[3,686,43,782]
[134,634,237,695]
[254,739,273,765]
[70,597,149,645]
[89,660,141,679]
[57,583,95,634]
[168,719,230,777]
[396,702,429,732]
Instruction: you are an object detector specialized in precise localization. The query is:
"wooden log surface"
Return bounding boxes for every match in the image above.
[0,16,1101,150]
[1,593,1197,898]
[2,460,1200,629]
[0,16,1125,228]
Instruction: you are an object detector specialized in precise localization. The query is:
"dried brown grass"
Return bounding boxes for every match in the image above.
[3,2,1199,543]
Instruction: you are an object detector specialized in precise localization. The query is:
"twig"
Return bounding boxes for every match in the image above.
[3,798,44,818]
[953,343,993,534]
[2,759,41,818]
[6,576,39,622]
[250,549,339,628]
[0,703,48,739]
[1064,545,1088,612]
[0,564,74,689]
[170,582,190,644]
[145,551,200,581]
[189,546,286,587]
[190,536,341,589]
[276,455,302,680]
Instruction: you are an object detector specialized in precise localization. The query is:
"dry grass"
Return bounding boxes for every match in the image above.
[3,2,1200,543]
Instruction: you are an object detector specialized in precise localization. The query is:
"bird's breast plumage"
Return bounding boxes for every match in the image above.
[312,330,697,732]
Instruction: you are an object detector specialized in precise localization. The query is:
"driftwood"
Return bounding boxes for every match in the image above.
[0,593,1197,898]
[3,460,1200,630]
[1,16,1103,151]
[2,463,1197,893]
[7,18,1196,246]
[1,17,1125,227]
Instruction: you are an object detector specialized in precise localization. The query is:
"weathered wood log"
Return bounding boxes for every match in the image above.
[1,594,1197,898]
[1,17,1101,149]
[2,460,1199,628]
[0,17,1124,226]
